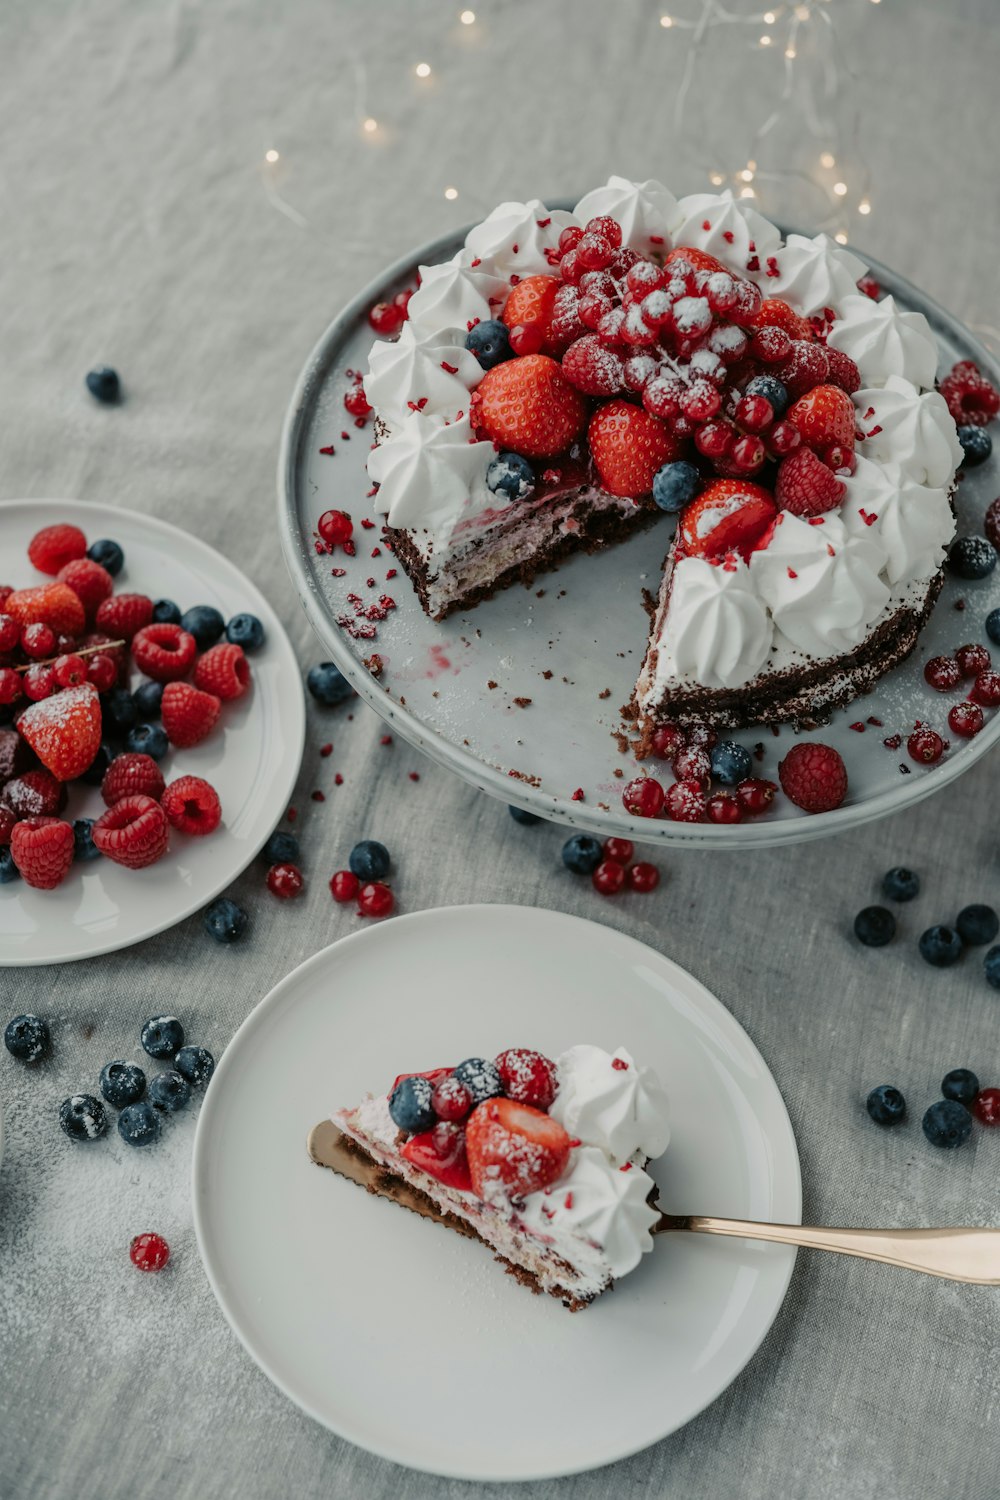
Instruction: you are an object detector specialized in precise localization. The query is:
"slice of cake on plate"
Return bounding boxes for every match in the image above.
[362,178,962,728]
[310,1043,669,1310]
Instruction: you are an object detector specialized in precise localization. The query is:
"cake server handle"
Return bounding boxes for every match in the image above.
[653,1213,1000,1284]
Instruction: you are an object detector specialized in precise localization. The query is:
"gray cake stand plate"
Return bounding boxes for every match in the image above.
[277,215,1000,848]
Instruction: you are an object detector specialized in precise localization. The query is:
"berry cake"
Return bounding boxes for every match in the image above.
[311,1043,670,1310]
[364,178,963,729]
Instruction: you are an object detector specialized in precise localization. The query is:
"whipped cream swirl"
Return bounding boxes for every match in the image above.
[749,511,890,657]
[406,251,509,338]
[550,1044,670,1164]
[366,413,493,535]
[840,455,953,587]
[464,199,576,279]
[826,294,938,390]
[668,190,781,277]
[365,323,483,426]
[518,1147,660,1280]
[574,176,679,256]
[758,232,867,314]
[854,375,963,488]
[656,555,773,690]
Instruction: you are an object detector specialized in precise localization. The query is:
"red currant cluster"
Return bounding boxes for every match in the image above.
[916,642,1000,761]
[622,722,779,825]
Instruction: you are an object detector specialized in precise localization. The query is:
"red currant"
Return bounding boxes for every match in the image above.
[53,653,86,688]
[329,869,360,902]
[560,249,584,285]
[948,702,984,738]
[707,792,742,824]
[735,394,773,433]
[431,1074,473,1122]
[318,510,354,548]
[767,420,801,456]
[924,655,962,692]
[508,322,545,356]
[86,653,117,692]
[592,858,626,895]
[576,233,613,271]
[22,664,54,701]
[731,434,766,473]
[974,1087,1000,1125]
[622,777,665,818]
[664,780,708,823]
[823,443,856,474]
[750,326,792,363]
[21,622,55,659]
[130,1232,170,1272]
[955,643,991,678]
[584,215,622,249]
[681,382,721,422]
[0,667,22,705]
[344,385,372,420]
[626,261,665,297]
[558,225,584,255]
[737,777,778,815]
[687,724,718,750]
[604,837,634,864]
[650,723,686,760]
[0,614,18,652]
[393,289,413,319]
[358,881,394,918]
[907,728,945,764]
[643,377,683,420]
[972,670,1000,707]
[267,862,304,899]
[368,301,403,335]
[695,419,734,460]
[673,746,711,784]
[627,861,660,893]
[705,272,737,314]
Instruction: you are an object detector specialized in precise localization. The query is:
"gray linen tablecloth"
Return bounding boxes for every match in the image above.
[2,2,1000,1496]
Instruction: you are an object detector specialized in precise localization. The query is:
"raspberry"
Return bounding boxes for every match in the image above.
[5,583,86,637]
[561,335,624,396]
[547,284,587,353]
[955,643,991,678]
[588,401,682,498]
[101,753,166,807]
[948,702,984,738]
[28,524,87,576]
[2,769,67,818]
[17,682,102,782]
[130,1232,170,1272]
[627,861,660,892]
[907,728,944,765]
[592,858,626,895]
[775,447,845,517]
[707,792,742,824]
[10,816,75,888]
[924,655,961,692]
[358,881,394,917]
[329,869,359,902]
[161,681,221,749]
[131,623,198,683]
[664,779,708,822]
[471,355,587,460]
[824,347,862,395]
[193,642,250,701]
[778,742,848,813]
[737,777,778,815]
[972,670,1000,708]
[56,558,114,620]
[495,1048,558,1109]
[776,340,829,399]
[93,794,170,869]
[161,776,221,835]
[95,592,154,642]
[938,360,1000,428]
[622,776,665,817]
[21,622,56,659]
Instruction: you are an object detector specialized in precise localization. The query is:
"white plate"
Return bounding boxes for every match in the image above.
[0,499,305,965]
[192,905,800,1481]
[279,225,1000,848]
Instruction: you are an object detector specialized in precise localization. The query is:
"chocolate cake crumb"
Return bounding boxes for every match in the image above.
[513,697,532,708]
[598,688,611,700]
[487,680,498,690]
[364,653,384,678]
[541,669,553,679]
[508,769,541,786]
[613,767,624,778]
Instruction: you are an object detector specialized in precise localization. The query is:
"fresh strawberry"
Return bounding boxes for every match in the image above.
[401,1121,474,1192]
[495,1048,558,1110]
[193,643,250,701]
[664,246,729,277]
[2,769,67,818]
[160,775,222,835]
[775,447,845,517]
[10,816,75,888]
[786,384,856,457]
[27,524,87,576]
[94,593,153,643]
[751,297,813,342]
[101,753,166,807]
[17,683,102,782]
[501,275,560,354]
[588,400,682,498]
[678,479,777,560]
[470,354,587,459]
[824,346,861,396]
[56,558,114,621]
[92,794,170,868]
[5,583,86,637]
[160,681,221,748]
[778,741,848,813]
[465,1096,571,1198]
[131,623,198,683]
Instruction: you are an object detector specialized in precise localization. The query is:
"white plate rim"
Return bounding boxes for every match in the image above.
[0,497,307,965]
[191,903,801,1481]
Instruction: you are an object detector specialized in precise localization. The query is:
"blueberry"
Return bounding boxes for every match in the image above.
[81,743,115,787]
[349,840,390,881]
[509,805,541,826]
[73,819,101,862]
[118,1100,161,1148]
[948,536,997,580]
[985,946,1000,990]
[922,1099,972,1149]
[151,598,182,626]
[99,1060,146,1109]
[4,1014,51,1063]
[941,1068,979,1105]
[882,867,919,903]
[307,662,353,706]
[652,460,699,513]
[85,366,120,403]
[710,740,752,786]
[226,613,265,651]
[0,847,20,883]
[987,608,1000,648]
[148,1070,191,1113]
[180,605,225,649]
[854,907,896,947]
[141,1015,184,1059]
[866,1084,906,1127]
[105,688,138,736]
[562,833,603,875]
[956,904,999,946]
[919,924,963,967]
[203,897,248,944]
[59,1093,107,1142]
[486,451,535,502]
[452,1057,504,1106]
[87,538,124,576]
[388,1074,437,1133]
[745,374,789,417]
[126,723,168,760]
[175,1045,215,1086]
[957,425,992,468]
[465,319,512,370]
[132,681,164,721]
[263,830,300,865]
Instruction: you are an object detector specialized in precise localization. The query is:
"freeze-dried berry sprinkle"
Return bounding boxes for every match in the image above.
[320,743,333,757]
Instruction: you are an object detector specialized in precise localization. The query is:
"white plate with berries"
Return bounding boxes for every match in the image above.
[192,905,800,1480]
[280,219,1000,848]
[0,500,305,964]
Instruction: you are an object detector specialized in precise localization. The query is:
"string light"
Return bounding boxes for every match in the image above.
[444,186,458,201]
[740,167,755,182]
[858,200,872,215]
[739,187,756,199]
[460,9,476,22]
[834,232,848,244]
[833,181,848,196]
[763,9,776,20]
[784,44,796,58]
[820,152,836,169]
[660,15,674,27]
[415,62,432,78]
[709,172,725,186]
[759,34,773,45]
[264,149,279,164]
[363,118,378,134]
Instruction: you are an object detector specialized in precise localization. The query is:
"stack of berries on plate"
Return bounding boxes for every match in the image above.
[0,522,263,890]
